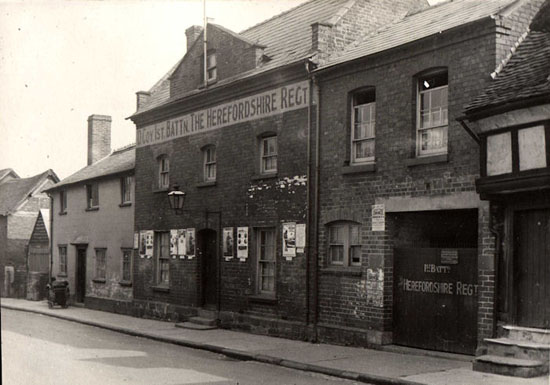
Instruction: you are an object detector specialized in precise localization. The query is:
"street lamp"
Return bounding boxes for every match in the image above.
[167,185,186,214]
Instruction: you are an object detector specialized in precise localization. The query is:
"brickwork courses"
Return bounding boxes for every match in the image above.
[313,4,540,351]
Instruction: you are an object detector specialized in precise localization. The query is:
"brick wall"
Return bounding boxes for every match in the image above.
[170,24,259,97]
[314,21,501,347]
[134,79,312,324]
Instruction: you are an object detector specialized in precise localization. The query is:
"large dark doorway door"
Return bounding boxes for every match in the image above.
[75,247,87,303]
[393,248,478,354]
[198,229,218,307]
[515,208,550,328]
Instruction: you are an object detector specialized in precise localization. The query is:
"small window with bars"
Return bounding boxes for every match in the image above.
[121,248,132,282]
[59,246,67,275]
[156,232,170,285]
[95,248,106,279]
[257,229,276,295]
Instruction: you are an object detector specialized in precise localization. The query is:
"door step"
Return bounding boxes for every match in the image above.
[473,355,548,378]
[175,321,217,330]
[175,308,218,330]
[474,325,550,377]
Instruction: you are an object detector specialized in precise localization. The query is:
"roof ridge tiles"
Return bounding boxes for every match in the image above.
[239,0,317,35]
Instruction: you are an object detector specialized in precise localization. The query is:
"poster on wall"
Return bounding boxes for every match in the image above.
[139,231,148,258]
[145,230,154,258]
[134,232,139,250]
[170,230,179,259]
[295,223,306,253]
[371,204,385,232]
[282,222,296,260]
[237,227,248,261]
[177,229,187,258]
[223,227,234,261]
[186,228,196,259]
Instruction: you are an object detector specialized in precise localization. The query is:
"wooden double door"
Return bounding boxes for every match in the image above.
[514,208,550,328]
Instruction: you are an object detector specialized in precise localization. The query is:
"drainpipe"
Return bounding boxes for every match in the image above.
[48,193,54,286]
[305,61,313,327]
[312,74,321,340]
[488,206,502,338]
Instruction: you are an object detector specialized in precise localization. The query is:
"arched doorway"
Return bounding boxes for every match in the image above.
[197,229,218,308]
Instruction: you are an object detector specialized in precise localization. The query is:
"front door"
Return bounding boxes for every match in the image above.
[515,208,550,328]
[75,247,87,303]
[198,229,217,307]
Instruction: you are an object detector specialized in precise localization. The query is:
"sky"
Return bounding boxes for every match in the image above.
[0,0,442,180]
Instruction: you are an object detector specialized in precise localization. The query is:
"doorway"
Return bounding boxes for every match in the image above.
[514,208,550,328]
[75,247,87,303]
[198,229,218,308]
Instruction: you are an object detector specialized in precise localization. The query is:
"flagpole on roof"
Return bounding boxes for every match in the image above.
[203,0,207,88]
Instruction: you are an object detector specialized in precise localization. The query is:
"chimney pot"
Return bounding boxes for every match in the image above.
[87,114,111,165]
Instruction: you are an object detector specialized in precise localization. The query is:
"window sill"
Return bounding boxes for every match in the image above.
[58,211,67,216]
[153,188,170,194]
[251,173,278,181]
[405,153,448,167]
[248,294,277,304]
[119,202,132,208]
[85,207,99,212]
[342,163,376,175]
[92,278,106,283]
[119,280,132,287]
[196,180,216,188]
[152,285,170,293]
[321,267,362,277]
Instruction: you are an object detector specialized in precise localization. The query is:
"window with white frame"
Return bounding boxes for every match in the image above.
[203,146,216,181]
[417,71,448,156]
[121,248,132,282]
[158,156,170,189]
[257,228,276,295]
[328,222,361,266]
[58,245,67,275]
[86,183,99,209]
[351,90,376,164]
[95,248,106,279]
[121,176,132,204]
[155,232,170,285]
[60,190,67,214]
[260,135,277,174]
[207,52,217,82]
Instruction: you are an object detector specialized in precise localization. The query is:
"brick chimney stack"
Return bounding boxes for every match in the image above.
[87,114,111,165]
[185,25,203,51]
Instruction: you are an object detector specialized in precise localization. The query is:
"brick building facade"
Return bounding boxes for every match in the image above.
[311,0,544,354]
[129,0,427,335]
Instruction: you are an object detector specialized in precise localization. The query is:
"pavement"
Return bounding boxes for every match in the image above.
[1,298,548,385]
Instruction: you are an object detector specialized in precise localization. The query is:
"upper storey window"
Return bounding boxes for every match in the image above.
[260,135,277,174]
[207,52,217,82]
[417,71,448,156]
[203,146,216,182]
[158,156,170,190]
[351,89,376,164]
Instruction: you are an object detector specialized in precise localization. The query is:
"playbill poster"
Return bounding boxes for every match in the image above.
[223,227,234,260]
[282,222,296,259]
[170,229,187,258]
[237,227,248,261]
[186,228,195,258]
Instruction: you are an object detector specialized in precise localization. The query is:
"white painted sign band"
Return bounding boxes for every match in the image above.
[136,80,310,147]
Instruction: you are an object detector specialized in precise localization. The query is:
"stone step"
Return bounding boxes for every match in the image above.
[175,322,217,330]
[503,325,550,344]
[485,337,550,362]
[473,355,548,378]
[197,308,218,319]
[188,316,217,327]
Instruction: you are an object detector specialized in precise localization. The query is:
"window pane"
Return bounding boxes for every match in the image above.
[350,225,359,244]
[350,246,361,265]
[354,139,375,159]
[329,245,344,264]
[518,126,547,171]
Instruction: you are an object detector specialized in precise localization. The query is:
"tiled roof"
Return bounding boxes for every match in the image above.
[46,145,135,192]
[0,170,58,215]
[464,0,550,114]
[0,168,19,183]
[320,0,517,69]
[464,31,550,113]
[133,0,361,116]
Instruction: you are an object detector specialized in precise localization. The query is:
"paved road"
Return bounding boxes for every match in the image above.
[1,308,359,385]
